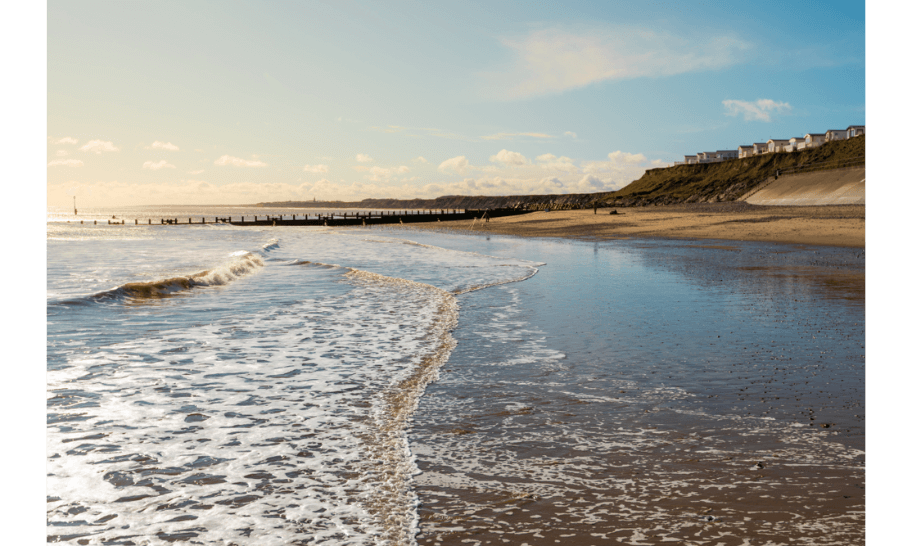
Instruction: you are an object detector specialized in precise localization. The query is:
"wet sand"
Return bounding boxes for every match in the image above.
[405,203,865,248]
[394,231,864,545]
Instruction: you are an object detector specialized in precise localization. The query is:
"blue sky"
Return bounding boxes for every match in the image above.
[46,0,865,206]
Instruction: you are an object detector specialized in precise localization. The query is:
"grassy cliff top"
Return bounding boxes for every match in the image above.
[599,135,864,205]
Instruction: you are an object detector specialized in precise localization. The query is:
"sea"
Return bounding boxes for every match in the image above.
[46,205,865,545]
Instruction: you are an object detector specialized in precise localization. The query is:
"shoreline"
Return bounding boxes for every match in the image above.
[402,229,865,545]
[399,203,865,249]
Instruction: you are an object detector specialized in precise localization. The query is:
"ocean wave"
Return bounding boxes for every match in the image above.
[451,265,539,295]
[343,267,458,544]
[281,259,343,269]
[76,252,265,303]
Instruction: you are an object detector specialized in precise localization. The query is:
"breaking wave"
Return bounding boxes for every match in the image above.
[85,251,265,302]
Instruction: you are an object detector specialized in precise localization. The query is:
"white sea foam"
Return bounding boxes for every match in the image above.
[47,227,540,545]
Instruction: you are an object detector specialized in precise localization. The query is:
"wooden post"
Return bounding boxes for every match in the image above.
[189,218,192,224]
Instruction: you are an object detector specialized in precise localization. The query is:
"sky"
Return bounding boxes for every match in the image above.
[46,0,865,207]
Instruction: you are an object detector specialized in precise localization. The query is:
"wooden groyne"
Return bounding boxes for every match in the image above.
[70,208,533,227]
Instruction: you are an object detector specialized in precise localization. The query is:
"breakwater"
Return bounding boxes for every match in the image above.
[68,208,533,227]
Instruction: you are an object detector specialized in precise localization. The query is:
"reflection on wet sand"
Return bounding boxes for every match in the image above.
[403,235,863,546]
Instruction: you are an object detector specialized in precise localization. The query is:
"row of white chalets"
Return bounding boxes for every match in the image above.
[674,125,865,166]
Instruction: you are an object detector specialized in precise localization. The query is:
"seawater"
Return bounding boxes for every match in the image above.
[47,211,865,545]
[47,217,541,545]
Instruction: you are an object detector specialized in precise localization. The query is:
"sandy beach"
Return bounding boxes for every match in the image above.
[394,206,865,545]
[404,203,865,248]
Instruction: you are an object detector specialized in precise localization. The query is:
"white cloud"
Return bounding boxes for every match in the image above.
[303,164,329,173]
[494,27,751,98]
[48,159,84,167]
[363,165,411,182]
[564,131,578,139]
[189,169,205,175]
[56,150,69,157]
[536,153,578,172]
[356,153,374,163]
[579,150,651,182]
[55,137,78,145]
[214,155,267,167]
[80,140,120,154]
[146,141,180,151]
[723,99,792,122]
[142,160,176,170]
[576,174,609,192]
[607,151,647,164]
[413,156,428,164]
[438,156,470,175]
[490,149,528,166]
[480,132,552,141]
